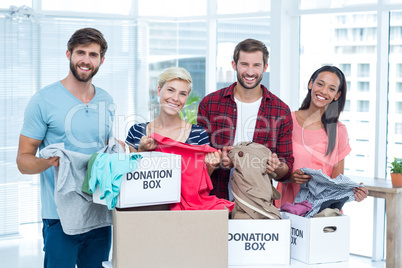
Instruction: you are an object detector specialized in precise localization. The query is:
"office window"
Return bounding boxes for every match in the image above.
[147,20,207,120]
[300,0,378,9]
[300,12,378,257]
[0,16,39,236]
[358,63,370,77]
[217,0,270,14]
[396,102,402,114]
[0,0,31,8]
[358,100,370,112]
[388,11,402,173]
[340,63,351,76]
[397,82,402,93]
[396,123,402,135]
[358,81,370,92]
[0,14,139,236]
[42,0,133,14]
[300,12,377,177]
[138,0,207,17]
[336,28,349,41]
[397,63,402,78]
[216,17,270,90]
[344,100,351,111]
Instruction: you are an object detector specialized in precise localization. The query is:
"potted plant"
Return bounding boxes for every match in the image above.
[389,157,402,187]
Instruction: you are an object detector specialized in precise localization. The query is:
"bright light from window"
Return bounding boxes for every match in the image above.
[42,0,132,15]
[217,0,270,14]
[138,0,207,17]
[0,0,31,8]
[300,0,378,9]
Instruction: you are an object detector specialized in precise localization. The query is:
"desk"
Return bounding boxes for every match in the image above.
[358,178,402,268]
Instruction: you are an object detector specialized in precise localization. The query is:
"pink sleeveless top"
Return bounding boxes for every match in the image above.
[276,111,351,207]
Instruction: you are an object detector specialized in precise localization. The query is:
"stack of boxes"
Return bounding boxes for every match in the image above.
[93,151,351,267]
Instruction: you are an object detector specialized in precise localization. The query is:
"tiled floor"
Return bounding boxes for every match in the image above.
[0,223,386,268]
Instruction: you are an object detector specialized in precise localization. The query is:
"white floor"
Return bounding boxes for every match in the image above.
[0,223,386,268]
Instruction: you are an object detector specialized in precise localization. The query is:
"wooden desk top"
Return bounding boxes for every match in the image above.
[351,176,402,194]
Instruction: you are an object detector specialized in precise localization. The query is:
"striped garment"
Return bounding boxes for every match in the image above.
[125,122,209,150]
[294,168,362,218]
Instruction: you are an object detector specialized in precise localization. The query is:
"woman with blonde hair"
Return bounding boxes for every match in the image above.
[126,67,221,173]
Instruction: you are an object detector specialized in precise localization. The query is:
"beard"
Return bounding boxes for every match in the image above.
[70,60,100,83]
[236,71,263,90]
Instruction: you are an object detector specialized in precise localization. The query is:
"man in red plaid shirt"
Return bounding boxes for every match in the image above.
[197,38,294,200]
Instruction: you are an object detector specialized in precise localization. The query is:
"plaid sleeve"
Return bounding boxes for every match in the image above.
[275,108,294,182]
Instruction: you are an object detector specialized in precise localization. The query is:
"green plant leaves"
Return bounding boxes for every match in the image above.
[389,157,402,174]
[179,92,201,125]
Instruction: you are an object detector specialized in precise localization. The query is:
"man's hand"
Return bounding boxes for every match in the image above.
[46,156,60,167]
[221,146,233,169]
[266,153,281,173]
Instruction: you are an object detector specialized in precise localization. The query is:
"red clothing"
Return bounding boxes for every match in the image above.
[151,133,234,211]
[197,82,294,199]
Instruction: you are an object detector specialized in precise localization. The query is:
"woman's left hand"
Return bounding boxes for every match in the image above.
[354,182,368,202]
[205,150,222,168]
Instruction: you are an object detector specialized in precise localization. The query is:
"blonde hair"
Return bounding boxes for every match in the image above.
[158,67,193,93]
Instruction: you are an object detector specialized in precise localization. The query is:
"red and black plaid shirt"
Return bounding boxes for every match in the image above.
[197,82,294,200]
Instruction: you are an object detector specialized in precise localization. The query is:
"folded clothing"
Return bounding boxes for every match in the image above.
[280,200,312,217]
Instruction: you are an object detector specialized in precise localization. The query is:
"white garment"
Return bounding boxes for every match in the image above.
[229,97,262,201]
[233,97,262,146]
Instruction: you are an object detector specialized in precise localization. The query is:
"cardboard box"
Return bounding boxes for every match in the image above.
[93,151,181,208]
[112,209,229,268]
[228,219,291,266]
[282,212,350,264]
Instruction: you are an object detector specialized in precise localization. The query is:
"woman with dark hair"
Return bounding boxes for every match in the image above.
[277,65,368,207]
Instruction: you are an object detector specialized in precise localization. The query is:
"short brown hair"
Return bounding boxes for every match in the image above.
[67,28,108,58]
[233,38,269,66]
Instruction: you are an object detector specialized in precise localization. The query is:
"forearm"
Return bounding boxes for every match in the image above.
[16,154,53,175]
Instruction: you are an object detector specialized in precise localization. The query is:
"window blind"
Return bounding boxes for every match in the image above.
[0,13,146,236]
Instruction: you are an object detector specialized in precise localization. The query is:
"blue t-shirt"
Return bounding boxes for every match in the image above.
[21,81,115,219]
[125,122,209,150]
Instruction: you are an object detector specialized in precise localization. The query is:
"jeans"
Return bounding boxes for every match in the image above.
[42,219,111,268]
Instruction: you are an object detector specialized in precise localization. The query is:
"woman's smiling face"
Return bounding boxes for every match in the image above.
[309,71,342,109]
[158,79,190,115]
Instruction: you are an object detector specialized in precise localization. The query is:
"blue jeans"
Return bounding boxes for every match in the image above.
[42,219,111,268]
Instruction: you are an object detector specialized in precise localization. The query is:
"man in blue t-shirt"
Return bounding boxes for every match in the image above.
[17,28,114,268]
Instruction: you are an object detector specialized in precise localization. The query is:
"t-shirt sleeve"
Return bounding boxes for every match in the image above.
[337,122,351,162]
[125,123,146,150]
[20,92,48,141]
[274,109,294,181]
